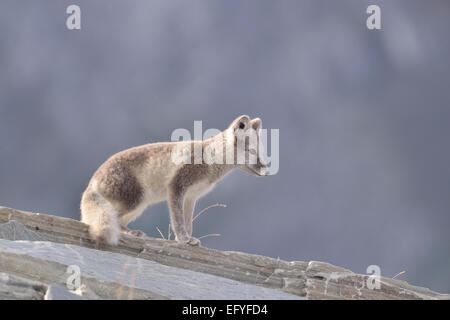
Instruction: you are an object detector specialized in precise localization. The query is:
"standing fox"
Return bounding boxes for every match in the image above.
[80,115,268,246]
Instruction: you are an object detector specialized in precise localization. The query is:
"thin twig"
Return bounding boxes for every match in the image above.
[156,226,166,240]
[392,271,406,279]
[193,203,227,222]
[198,233,221,240]
[168,223,172,240]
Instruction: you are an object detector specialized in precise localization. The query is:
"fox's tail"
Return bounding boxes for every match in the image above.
[80,187,120,246]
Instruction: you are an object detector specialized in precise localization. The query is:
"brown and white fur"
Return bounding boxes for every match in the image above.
[80,115,268,246]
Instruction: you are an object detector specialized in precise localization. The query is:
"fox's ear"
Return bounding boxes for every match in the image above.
[230,115,251,134]
[251,118,262,132]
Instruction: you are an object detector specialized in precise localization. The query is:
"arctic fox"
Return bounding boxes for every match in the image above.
[80,115,268,246]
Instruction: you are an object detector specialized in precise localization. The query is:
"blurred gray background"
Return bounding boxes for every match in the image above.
[1,0,449,292]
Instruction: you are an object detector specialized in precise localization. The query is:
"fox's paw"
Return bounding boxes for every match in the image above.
[128,229,146,237]
[187,237,201,246]
[176,235,201,246]
[120,226,146,238]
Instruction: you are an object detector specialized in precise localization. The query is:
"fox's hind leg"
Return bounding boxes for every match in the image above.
[118,206,148,238]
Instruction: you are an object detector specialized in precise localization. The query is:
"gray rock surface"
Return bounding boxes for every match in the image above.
[44,285,92,300]
[0,239,301,300]
[0,220,43,241]
[0,207,448,300]
[304,261,449,300]
[0,272,47,300]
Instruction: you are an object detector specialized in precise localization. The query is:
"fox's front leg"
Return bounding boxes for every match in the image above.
[168,185,201,246]
[184,197,196,236]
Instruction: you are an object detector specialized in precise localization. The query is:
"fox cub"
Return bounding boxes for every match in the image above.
[80,115,268,246]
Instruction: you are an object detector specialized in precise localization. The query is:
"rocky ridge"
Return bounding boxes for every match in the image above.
[0,207,448,300]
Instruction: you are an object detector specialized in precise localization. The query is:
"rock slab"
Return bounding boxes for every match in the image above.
[0,207,448,300]
[0,239,301,300]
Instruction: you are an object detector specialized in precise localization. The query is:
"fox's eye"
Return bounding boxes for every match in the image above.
[249,149,257,155]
